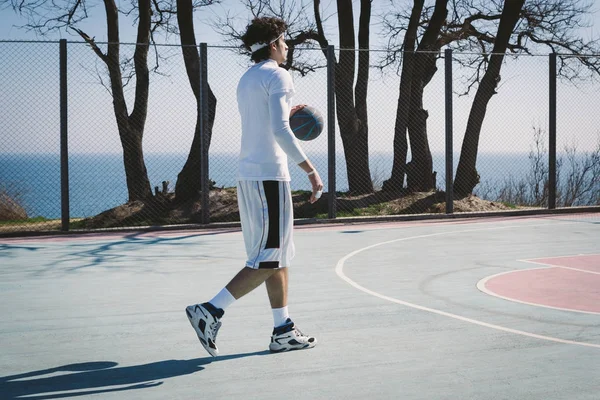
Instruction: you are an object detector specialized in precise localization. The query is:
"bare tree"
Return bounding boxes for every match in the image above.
[331,0,374,194]
[454,0,600,195]
[379,0,600,196]
[6,0,163,201]
[382,0,481,193]
[454,0,526,195]
[173,0,219,202]
[6,0,218,204]
[382,0,448,193]
[214,0,374,194]
[380,0,424,193]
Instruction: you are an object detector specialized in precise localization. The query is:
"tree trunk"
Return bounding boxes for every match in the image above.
[313,0,372,194]
[382,0,423,192]
[384,0,446,192]
[174,0,218,201]
[454,0,526,196]
[406,76,434,191]
[103,0,153,201]
[121,129,152,200]
[405,1,446,191]
[336,0,373,194]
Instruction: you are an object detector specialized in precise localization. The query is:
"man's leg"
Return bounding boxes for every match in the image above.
[220,266,290,326]
[186,267,277,357]
[265,267,316,353]
[266,268,289,327]
[265,267,288,308]
[225,267,279,299]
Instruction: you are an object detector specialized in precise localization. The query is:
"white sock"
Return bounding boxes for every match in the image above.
[208,288,236,311]
[272,306,290,327]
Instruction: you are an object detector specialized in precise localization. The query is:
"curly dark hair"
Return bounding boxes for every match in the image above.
[241,17,287,63]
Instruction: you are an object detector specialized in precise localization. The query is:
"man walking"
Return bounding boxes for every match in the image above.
[186,16,323,357]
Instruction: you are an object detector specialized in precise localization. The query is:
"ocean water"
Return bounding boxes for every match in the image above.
[1,151,539,219]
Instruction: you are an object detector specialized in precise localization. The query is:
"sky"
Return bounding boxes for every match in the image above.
[1,0,599,158]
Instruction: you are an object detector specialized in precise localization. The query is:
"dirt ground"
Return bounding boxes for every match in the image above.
[74,189,516,230]
[0,189,520,233]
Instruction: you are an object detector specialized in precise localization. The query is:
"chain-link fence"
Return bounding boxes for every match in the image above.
[1,40,599,235]
[455,52,552,209]
[1,42,62,232]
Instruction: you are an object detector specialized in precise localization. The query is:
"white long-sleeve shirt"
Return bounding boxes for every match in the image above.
[236,59,308,181]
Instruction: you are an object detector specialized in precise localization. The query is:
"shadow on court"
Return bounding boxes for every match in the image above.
[25,230,239,275]
[0,244,43,259]
[0,351,270,399]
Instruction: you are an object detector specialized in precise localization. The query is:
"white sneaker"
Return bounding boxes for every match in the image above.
[185,303,223,357]
[269,318,317,353]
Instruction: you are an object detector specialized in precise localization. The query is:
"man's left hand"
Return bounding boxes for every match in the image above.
[290,104,306,117]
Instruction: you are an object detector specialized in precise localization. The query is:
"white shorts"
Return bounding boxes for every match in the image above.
[237,180,295,269]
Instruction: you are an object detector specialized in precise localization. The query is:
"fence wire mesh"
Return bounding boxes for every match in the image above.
[1,42,61,231]
[455,52,552,210]
[554,54,600,207]
[1,41,599,235]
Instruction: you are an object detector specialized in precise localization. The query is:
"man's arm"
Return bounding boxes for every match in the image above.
[269,92,323,203]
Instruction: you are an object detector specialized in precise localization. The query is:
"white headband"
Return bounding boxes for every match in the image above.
[249,33,284,53]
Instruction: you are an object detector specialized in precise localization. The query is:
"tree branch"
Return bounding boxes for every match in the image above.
[72,27,108,63]
[313,0,331,58]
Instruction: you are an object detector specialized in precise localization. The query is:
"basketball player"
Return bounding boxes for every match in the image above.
[185,16,323,356]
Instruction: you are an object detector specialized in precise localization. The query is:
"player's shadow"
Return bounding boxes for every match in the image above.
[0,351,269,399]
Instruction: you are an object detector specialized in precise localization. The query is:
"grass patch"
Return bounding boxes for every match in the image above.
[0,217,84,233]
[335,209,364,218]
[0,216,50,225]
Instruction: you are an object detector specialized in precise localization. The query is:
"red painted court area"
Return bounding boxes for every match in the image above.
[482,254,600,314]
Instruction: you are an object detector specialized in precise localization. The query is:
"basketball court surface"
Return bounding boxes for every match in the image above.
[1,213,599,399]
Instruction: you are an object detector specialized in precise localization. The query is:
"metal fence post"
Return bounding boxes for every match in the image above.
[548,52,557,209]
[60,39,70,231]
[327,45,336,219]
[445,48,454,214]
[200,43,210,224]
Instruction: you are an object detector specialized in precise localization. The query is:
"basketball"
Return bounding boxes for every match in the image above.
[290,105,324,141]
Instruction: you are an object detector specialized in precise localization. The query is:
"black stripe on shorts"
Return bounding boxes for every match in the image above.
[263,180,280,249]
[259,261,279,269]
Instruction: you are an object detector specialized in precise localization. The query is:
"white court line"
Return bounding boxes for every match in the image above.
[527,253,600,260]
[519,257,600,275]
[477,269,600,316]
[335,222,600,349]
